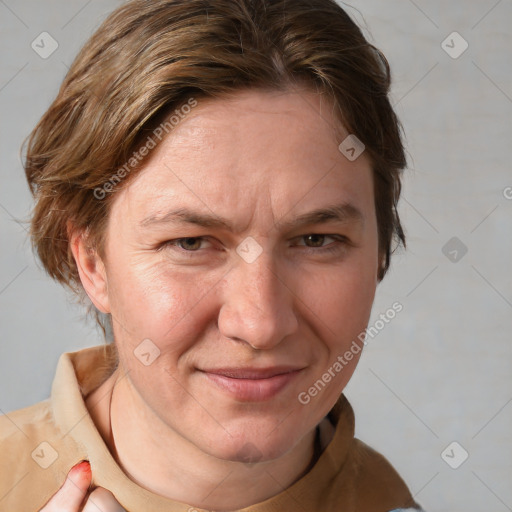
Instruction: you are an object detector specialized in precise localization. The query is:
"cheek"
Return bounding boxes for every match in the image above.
[295,259,376,418]
[107,261,195,343]
[106,257,228,363]
[303,249,378,347]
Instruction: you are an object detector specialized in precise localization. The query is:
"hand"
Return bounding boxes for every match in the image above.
[39,460,126,511]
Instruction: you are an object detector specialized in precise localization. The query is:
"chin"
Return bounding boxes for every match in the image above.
[222,437,294,464]
[202,418,303,464]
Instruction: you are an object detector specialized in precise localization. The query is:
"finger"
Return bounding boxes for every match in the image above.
[82,487,126,512]
[39,460,92,511]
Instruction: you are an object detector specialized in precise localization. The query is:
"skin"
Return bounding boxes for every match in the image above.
[39,461,125,511]
[66,86,381,511]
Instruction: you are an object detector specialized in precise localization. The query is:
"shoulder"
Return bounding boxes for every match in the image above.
[320,394,422,510]
[0,399,59,465]
[348,438,422,510]
[0,400,84,511]
[1,399,53,439]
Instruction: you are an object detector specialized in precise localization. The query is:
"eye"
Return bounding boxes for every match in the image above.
[297,234,344,247]
[300,234,330,248]
[294,234,350,255]
[162,237,211,252]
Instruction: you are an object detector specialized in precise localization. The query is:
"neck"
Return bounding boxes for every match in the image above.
[102,369,321,510]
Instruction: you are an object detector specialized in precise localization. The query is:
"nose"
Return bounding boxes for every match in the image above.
[217,252,299,350]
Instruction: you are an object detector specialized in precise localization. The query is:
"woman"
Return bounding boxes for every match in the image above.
[0,0,423,510]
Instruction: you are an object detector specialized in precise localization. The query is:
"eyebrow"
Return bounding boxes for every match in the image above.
[140,202,364,231]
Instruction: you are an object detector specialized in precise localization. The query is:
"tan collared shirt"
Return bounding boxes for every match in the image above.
[0,344,420,511]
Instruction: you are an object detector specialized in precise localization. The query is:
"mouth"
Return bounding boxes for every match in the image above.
[198,366,305,402]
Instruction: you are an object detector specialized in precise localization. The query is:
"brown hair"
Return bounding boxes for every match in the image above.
[24,0,406,335]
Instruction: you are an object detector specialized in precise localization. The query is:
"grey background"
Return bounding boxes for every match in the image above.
[1,0,511,510]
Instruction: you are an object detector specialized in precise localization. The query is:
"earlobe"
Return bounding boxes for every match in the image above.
[68,224,110,314]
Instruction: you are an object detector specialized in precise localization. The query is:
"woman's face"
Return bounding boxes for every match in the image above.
[90,87,379,462]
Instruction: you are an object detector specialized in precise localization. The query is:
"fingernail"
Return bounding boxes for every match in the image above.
[71,460,91,477]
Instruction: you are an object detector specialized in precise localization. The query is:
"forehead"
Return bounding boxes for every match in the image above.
[110,87,374,230]
[164,88,347,158]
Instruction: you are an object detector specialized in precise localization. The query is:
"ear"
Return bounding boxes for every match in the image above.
[68,223,110,314]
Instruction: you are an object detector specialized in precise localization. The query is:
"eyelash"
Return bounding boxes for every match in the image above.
[160,234,349,257]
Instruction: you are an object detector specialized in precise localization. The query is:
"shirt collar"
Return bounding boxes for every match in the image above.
[51,344,355,511]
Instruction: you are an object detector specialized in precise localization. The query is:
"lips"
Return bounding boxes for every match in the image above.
[199,366,304,401]
[204,366,301,379]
